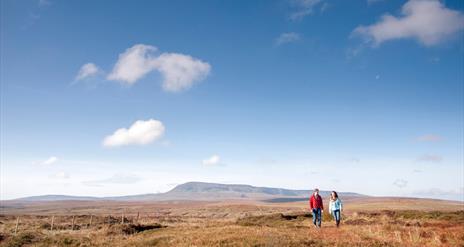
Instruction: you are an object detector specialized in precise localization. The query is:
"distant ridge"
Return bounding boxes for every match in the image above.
[10,181,366,202]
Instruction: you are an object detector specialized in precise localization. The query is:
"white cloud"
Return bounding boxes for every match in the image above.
[275,32,301,45]
[103,119,165,147]
[416,134,443,142]
[42,156,58,165]
[353,0,464,46]
[107,44,158,84]
[75,63,100,81]
[106,44,211,92]
[202,154,221,166]
[290,0,326,21]
[393,179,408,188]
[153,53,211,92]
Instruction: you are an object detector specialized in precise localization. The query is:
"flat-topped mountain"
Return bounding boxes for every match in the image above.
[10,181,365,202]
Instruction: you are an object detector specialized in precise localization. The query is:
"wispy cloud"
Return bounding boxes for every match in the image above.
[393,179,408,188]
[416,134,443,142]
[82,173,142,187]
[106,44,211,92]
[41,156,58,165]
[275,32,301,46]
[75,63,101,81]
[417,154,443,163]
[38,0,51,7]
[352,0,464,47]
[289,0,326,21]
[202,154,221,166]
[103,119,165,147]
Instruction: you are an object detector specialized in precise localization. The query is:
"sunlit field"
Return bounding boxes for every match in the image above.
[1,198,463,246]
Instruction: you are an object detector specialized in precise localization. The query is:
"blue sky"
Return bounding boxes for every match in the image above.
[1,0,463,201]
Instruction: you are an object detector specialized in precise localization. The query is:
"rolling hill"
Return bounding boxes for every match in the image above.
[9,181,365,202]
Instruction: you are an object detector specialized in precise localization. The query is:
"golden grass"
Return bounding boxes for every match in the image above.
[1,206,463,246]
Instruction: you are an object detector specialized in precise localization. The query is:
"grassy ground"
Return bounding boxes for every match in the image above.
[1,200,463,246]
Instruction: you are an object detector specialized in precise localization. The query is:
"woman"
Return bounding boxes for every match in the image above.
[329,191,342,227]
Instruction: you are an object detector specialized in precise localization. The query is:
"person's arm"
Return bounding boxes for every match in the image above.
[320,196,324,211]
[309,196,314,210]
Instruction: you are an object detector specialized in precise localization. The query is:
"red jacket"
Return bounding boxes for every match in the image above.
[309,194,323,210]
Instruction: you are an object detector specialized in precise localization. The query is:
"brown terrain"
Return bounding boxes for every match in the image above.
[0,183,463,246]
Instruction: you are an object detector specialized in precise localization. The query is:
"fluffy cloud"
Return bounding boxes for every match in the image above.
[393,179,408,188]
[275,32,301,45]
[202,155,221,166]
[103,119,165,147]
[353,0,464,46]
[106,44,211,92]
[42,156,58,165]
[417,134,443,142]
[153,53,211,92]
[75,63,100,81]
[106,44,158,84]
[290,0,326,21]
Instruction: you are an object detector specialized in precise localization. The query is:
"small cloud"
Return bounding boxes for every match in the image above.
[347,157,361,163]
[352,0,464,46]
[202,154,221,166]
[275,32,301,46]
[413,169,422,173]
[375,75,380,80]
[416,134,443,142]
[289,0,327,21]
[393,179,408,188]
[417,154,443,163]
[49,171,69,179]
[42,156,58,165]
[103,119,165,147]
[83,173,142,187]
[75,63,101,81]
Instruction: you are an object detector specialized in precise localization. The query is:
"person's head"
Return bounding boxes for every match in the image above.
[331,191,338,200]
[313,188,319,196]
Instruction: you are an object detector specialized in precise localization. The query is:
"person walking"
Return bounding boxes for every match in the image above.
[309,188,323,228]
[329,191,343,227]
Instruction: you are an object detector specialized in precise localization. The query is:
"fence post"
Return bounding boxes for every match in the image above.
[136,212,140,224]
[121,211,125,224]
[14,216,20,235]
[50,215,55,231]
[89,215,93,228]
[71,215,75,230]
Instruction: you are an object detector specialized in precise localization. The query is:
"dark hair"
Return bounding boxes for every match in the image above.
[331,191,338,199]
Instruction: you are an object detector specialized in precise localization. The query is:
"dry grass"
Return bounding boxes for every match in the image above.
[0,200,463,246]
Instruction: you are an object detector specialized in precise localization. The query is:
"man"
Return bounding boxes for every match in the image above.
[309,188,323,228]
